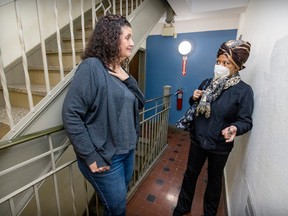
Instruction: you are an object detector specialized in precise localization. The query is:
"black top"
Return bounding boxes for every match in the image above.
[189,79,254,153]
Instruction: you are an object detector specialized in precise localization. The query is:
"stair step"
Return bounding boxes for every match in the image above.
[0,106,30,126]
[29,65,73,71]
[46,49,84,54]
[28,66,72,86]
[61,37,89,50]
[62,36,90,42]
[0,106,30,139]
[0,122,10,140]
[46,49,83,67]
[75,28,93,37]
[76,25,93,31]
[7,84,49,97]
[1,84,50,109]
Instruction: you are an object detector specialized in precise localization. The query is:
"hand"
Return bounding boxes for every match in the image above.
[109,67,129,81]
[89,161,111,173]
[192,89,204,100]
[222,125,237,143]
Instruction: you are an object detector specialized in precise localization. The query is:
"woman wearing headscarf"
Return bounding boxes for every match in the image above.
[173,39,254,216]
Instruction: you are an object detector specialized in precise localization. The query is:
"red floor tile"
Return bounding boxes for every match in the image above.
[126,127,226,216]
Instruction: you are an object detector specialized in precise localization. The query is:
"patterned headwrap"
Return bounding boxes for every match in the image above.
[217,39,251,71]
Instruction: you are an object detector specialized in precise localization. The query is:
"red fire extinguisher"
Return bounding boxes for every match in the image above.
[176,89,183,110]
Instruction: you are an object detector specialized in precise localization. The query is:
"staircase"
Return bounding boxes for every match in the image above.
[0,1,171,215]
[0,0,169,140]
[0,1,117,139]
[0,1,92,139]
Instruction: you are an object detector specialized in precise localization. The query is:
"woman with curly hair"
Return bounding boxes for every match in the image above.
[62,14,145,216]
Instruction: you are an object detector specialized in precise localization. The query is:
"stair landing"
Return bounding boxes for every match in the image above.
[0,106,29,139]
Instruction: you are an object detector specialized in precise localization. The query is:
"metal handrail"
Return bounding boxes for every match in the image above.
[0,125,64,150]
[0,91,171,216]
[144,93,174,103]
[0,96,174,150]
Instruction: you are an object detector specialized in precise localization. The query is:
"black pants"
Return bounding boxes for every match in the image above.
[173,143,229,216]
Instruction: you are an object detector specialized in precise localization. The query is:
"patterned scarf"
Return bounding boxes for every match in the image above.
[196,73,241,118]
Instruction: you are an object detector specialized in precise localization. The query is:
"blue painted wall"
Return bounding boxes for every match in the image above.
[145,29,237,126]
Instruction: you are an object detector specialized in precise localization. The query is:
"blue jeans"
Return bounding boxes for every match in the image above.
[77,149,135,216]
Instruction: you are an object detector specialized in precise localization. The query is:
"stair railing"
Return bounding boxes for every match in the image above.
[0,86,172,216]
[0,48,14,128]
[0,0,145,139]
[14,0,35,111]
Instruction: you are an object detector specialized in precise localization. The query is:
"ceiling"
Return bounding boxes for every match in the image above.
[164,0,249,22]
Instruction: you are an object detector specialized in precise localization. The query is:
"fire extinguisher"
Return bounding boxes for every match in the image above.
[176,89,183,110]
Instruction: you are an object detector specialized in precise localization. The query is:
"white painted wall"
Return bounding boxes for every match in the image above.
[189,0,248,13]
[150,0,242,36]
[150,13,239,35]
[0,0,92,67]
[225,0,288,215]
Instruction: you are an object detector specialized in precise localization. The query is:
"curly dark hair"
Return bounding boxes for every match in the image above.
[81,14,131,68]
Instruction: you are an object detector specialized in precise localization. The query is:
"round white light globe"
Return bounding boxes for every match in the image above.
[178,41,192,55]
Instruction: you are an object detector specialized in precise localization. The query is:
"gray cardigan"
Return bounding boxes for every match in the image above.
[62,57,145,167]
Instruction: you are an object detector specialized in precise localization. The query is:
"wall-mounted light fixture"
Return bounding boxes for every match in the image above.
[161,6,177,38]
[178,41,192,76]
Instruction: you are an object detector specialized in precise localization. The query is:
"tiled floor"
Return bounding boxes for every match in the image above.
[126,127,226,216]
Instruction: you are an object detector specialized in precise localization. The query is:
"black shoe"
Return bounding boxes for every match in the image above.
[173,207,190,216]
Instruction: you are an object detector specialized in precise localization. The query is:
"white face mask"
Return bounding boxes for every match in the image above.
[214,64,230,79]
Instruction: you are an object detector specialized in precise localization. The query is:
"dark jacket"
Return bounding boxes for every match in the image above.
[189,78,254,153]
[62,57,145,167]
